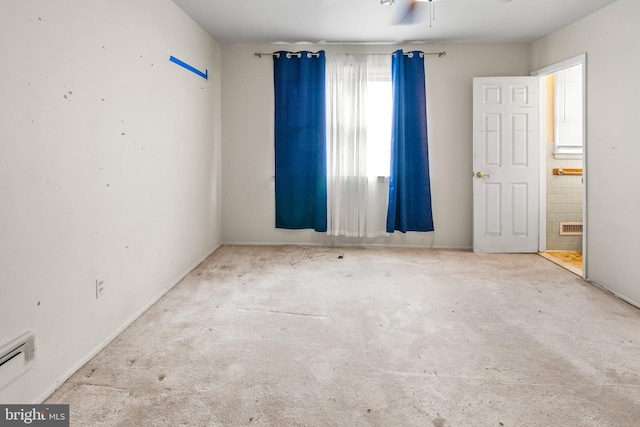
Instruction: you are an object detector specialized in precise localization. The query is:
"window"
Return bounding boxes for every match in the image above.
[325,54,392,237]
[365,80,392,178]
[553,64,584,158]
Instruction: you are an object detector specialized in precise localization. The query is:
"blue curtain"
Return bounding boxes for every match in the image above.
[386,50,434,233]
[273,51,327,231]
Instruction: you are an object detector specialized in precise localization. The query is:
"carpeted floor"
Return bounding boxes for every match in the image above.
[46,245,640,426]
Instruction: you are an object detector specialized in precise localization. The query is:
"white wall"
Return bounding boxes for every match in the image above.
[530,0,640,306]
[221,43,530,249]
[0,0,222,403]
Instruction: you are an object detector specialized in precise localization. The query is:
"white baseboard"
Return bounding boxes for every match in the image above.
[221,241,472,251]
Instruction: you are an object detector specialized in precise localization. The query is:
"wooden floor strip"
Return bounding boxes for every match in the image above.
[539,251,583,277]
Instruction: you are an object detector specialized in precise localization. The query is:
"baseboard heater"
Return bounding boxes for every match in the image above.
[0,332,36,390]
[560,222,583,236]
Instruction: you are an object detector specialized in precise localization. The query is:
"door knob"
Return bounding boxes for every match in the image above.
[476,171,487,179]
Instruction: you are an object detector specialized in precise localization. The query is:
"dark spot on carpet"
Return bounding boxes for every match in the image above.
[433,416,447,427]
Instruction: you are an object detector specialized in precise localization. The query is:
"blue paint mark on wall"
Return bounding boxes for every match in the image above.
[169,56,208,80]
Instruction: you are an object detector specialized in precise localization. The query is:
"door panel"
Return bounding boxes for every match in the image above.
[473,77,539,253]
[511,183,529,236]
[484,183,502,236]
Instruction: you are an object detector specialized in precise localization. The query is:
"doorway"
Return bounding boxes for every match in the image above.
[532,54,586,278]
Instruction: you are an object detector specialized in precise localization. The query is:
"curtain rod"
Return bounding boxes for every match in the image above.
[254,51,446,58]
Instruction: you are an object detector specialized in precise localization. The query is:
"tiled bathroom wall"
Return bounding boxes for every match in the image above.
[546,140,583,251]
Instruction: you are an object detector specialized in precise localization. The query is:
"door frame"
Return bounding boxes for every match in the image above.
[531,53,587,279]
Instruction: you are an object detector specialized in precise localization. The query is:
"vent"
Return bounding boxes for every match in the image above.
[0,332,36,390]
[560,222,583,236]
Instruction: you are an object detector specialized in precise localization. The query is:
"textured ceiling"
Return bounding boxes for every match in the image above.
[172,0,617,45]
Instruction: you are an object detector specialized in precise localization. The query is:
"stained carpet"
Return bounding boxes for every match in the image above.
[46,246,640,426]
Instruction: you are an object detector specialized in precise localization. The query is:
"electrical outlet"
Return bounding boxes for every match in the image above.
[96,278,105,299]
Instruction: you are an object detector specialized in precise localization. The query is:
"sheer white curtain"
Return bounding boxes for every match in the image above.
[326,54,392,237]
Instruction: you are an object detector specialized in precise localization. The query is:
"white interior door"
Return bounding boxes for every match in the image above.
[473,77,539,253]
